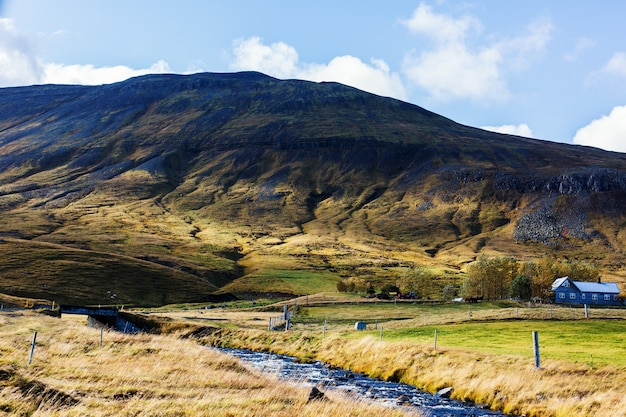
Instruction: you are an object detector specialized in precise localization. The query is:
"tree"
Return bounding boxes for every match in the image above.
[525,256,556,299]
[509,275,533,300]
[565,260,600,282]
[396,266,433,299]
[525,256,601,299]
[380,284,400,296]
[465,254,519,300]
[442,284,458,301]
[339,277,370,294]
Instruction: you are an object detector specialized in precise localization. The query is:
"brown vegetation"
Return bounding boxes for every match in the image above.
[0,311,419,417]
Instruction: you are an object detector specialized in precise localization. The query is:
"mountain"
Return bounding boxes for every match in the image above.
[1,71,625,306]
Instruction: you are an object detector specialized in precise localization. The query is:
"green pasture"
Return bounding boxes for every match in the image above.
[294,300,514,322]
[373,320,626,367]
[222,269,340,295]
[288,300,626,367]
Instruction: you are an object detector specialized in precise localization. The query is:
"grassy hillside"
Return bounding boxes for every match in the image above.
[1,72,626,304]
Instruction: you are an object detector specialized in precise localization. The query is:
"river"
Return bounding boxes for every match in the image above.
[219,348,515,417]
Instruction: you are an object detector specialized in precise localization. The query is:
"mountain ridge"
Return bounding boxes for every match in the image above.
[1,71,625,305]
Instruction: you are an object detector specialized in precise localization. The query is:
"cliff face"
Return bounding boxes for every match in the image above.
[1,72,626,304]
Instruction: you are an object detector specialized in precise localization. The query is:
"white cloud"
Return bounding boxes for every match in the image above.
[230,37,298,79]
[402,3,482,44]
[602,52,626,77]
[42,60,172,86]
[229,36,408,101]
[586,52,626,85]
[403,42,507,103]
[300,55,407,100]
[498,17,553,70]
[572,105,626,153]
[0,18,41,86]
[0,17,172,87]
[400,3,552,103]
[564,37,594,61]
[481,123,533,138]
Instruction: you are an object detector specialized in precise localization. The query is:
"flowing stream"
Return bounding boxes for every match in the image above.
[219,348,515,417]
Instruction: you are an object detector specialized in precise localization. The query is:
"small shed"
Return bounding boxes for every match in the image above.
[551,276,621,306]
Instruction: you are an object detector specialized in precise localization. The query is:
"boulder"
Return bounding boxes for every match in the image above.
[307,386,329,402]
[436,386,454,398]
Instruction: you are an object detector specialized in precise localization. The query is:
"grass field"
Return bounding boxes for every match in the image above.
[169,298,626,417]
[377,320,626,366]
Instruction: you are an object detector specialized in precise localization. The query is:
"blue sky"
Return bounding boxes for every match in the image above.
[1,1,626,153]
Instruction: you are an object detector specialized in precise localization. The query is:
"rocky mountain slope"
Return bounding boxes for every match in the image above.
[1,72,625,305]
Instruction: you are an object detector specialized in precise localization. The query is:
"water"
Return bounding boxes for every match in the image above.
[219,348,515,417]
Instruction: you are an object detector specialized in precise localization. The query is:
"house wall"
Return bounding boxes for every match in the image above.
[554,288,621,306]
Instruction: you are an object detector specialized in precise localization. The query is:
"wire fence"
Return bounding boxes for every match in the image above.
[287,303,626,332]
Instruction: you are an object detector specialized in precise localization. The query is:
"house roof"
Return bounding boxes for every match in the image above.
[575,281,620,294]
[552,276,620,294]
[551,277,568,291]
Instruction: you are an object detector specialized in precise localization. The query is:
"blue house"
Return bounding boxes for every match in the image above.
[551,276,621,306]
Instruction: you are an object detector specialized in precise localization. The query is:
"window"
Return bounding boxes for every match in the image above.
[581,293,586,300]
[605,294,611,301]
[569,293,576,299]
[559,293,565,299]
[592,294,598,300]
[563,281,570,287]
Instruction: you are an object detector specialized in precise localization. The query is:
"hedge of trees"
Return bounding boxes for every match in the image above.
[336,254,600,302]
[463,254,600,301]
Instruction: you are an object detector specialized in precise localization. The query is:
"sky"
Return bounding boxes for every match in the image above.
[1,1,626,153]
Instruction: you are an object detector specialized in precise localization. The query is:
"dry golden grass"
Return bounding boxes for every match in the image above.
[0,311,420,417]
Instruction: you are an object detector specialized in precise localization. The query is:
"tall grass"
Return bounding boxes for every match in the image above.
[0,311,420,416]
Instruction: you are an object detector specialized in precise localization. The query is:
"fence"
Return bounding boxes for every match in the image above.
[268,304,295,331]
[285,303,626,333]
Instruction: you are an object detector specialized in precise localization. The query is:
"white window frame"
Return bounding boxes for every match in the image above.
[559,293,565,299]
[581,293,586,300]
[604,294,611,301]
[592,294,598,300]
[569,293,576,299]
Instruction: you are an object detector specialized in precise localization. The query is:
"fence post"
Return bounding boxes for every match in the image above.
[28,331,37,364]
[549,305,553,319]
[434,329,438,351]
[533,331,540,369]
[323,320,327,339]
[584,304,589,318]
[379,326,383,341]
